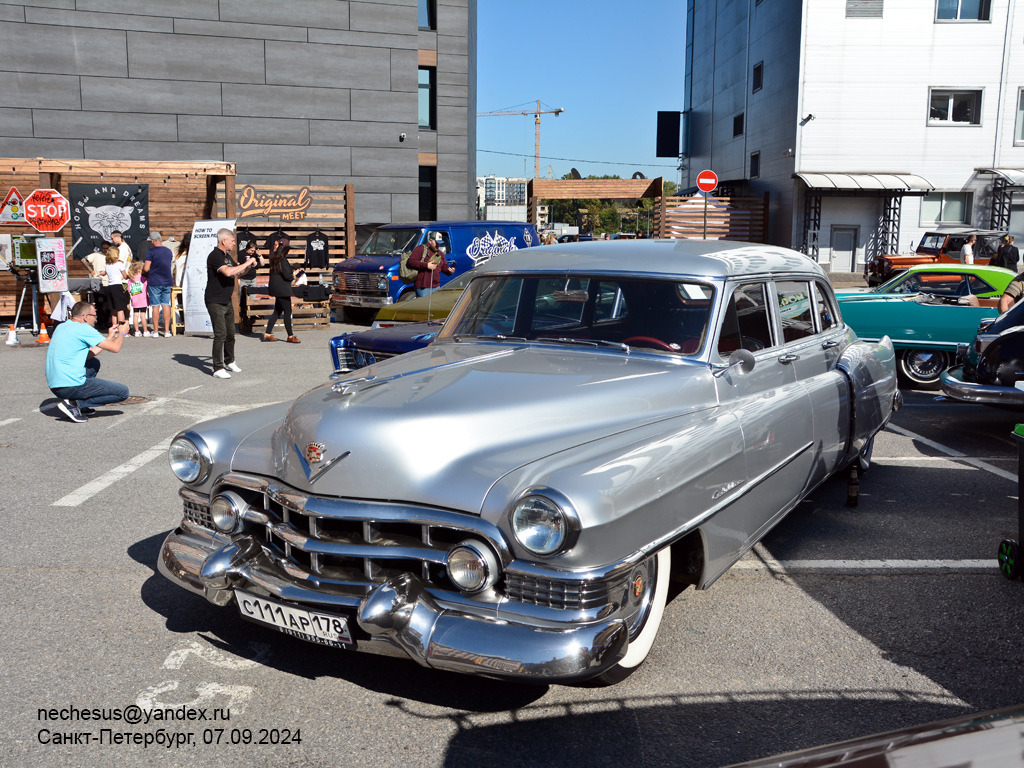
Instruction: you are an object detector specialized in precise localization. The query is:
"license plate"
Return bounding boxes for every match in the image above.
[235,590,352,648]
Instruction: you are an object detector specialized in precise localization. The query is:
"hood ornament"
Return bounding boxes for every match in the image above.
[293,442,350,484]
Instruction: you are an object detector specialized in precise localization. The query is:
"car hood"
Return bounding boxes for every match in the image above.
[238,343,719,512]
[358,321,442,351]
[335,254,398,273]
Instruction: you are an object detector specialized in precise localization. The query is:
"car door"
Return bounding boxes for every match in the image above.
[713,281,815,553]
[774,278,852,485]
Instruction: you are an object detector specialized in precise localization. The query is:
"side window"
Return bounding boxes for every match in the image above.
[967,275,995,294]
[432,231,452,257]
[813,281,840,331]
[776,281,815,342]
[593,282,628,323]
[719,282,773,354]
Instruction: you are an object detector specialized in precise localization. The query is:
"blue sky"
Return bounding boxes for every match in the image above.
[475,0,686,184]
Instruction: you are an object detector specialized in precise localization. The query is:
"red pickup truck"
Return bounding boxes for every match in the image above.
[866,227,1006,286]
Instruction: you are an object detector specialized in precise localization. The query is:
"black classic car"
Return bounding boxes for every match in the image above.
[941,295,1024,406]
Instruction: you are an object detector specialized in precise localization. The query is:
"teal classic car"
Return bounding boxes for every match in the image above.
[837,264,1016,389]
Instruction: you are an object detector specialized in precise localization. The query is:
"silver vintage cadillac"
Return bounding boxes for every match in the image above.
[159,240,900,684]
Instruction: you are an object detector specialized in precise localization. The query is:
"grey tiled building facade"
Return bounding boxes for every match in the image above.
[0,0,476,224]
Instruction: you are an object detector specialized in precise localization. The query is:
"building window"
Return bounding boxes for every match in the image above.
[418,67,436,129]
[750,152,760,179]
[921,191,971,225]
[752,62,763,93]
[935,0,990,21]
[928,89,981,125]
[846,0,883,17]
[733,113,744,137]
[419,166,437,221]
[1016,89,1024,145]
[418,0,436,29]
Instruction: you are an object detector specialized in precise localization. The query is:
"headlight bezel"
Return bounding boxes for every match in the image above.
[168,431,212,485]
[446,540,500,593]
[209,491,246,534]
[509,486,581,557]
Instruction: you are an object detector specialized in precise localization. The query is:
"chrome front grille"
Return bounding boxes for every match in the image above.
[334,346,397,372]
[336,272,388,297]
[505,571,626,610]
[190,474,621,612]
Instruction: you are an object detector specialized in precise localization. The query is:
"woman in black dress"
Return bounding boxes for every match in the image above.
[263,239,299,343]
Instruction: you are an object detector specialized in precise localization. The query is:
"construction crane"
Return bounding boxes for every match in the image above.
[478,100,565,179]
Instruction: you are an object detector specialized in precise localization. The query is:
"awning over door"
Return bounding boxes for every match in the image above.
[978,168,1024,187]
[794,172,934,193]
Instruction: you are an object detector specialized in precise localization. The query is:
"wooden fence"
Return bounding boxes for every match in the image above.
[655,193,769,243]
[0,158,233,323]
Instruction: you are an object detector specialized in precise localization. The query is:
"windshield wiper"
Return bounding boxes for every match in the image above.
[535,336,630,352]
[452,334,527,342]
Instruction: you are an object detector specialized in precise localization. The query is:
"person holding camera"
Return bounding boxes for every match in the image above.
[206,228,257,379]
[45,301,130,423]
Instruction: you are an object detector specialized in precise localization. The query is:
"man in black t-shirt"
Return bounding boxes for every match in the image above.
[205,228,256,379]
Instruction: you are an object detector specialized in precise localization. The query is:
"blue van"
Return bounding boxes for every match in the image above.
[330,220,539,322]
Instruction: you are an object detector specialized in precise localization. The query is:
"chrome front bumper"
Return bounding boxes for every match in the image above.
[330,294,393,308]
[158,527,628,682]
[940,366,1024,406]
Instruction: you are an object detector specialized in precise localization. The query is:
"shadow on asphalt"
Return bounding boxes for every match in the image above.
[171,352,213,374]
[437,697,968,768]
[38,396,124,420]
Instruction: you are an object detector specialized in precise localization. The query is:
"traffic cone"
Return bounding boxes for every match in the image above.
[36,325,50,344]
[4,325,17,346]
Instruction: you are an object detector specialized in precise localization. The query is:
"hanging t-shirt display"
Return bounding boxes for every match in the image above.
[236,230,258,253]
[305,230,329,268]
[263,230,288,253]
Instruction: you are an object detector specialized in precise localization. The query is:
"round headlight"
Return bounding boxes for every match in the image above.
[511,495,567,555]
[169,435,208,484]
[210,494,241,533]
[446,541,499,593]
[377,276,388,291]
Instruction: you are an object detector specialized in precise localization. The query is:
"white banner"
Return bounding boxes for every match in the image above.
[35,238,68,293]
[182,219,236,335]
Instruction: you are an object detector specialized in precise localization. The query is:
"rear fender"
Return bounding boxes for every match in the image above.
[837,336,898,462]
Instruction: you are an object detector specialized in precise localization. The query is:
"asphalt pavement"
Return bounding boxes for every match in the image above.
[1,315,1022,768]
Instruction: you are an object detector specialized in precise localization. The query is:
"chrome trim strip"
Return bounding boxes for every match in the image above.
[940,367,1024,405]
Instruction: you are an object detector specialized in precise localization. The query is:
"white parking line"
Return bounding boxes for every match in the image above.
[736,556,994,575]
[886,423,1017,483]
[53,438,172,507]
[0,418,20,428]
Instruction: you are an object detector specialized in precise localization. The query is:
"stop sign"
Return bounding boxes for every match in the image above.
[696,170,718,193]
[24,188,70,232]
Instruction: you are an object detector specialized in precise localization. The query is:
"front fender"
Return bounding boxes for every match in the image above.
[838,335,898,460]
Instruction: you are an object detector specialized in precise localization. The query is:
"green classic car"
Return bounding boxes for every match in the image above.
[369,271,471,327]
[837,264,1016,389]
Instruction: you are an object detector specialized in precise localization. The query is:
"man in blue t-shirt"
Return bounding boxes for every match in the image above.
[45,301,130,423]
[143,231,175,337]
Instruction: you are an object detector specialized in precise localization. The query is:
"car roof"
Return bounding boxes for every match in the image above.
[924,227,1007,237]
[474,239,826,279]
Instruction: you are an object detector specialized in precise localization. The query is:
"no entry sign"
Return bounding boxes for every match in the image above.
[25,188,70,232]
[696,170,718,193]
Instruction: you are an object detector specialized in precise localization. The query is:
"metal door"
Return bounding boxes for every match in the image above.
[831,227,857,272]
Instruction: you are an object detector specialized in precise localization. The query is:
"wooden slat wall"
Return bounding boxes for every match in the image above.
[214,183,355,332]
[655,194,769,243]
[0,158,233,322]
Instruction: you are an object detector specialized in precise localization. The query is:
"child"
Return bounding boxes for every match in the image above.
[104,246,129,327]
[126,261,150,337]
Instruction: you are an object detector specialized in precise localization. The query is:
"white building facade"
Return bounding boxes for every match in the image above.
[682,0,1024,271]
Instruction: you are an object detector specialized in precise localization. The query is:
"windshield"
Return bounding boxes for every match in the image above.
[360,229,421,256]
[439,274,715,355]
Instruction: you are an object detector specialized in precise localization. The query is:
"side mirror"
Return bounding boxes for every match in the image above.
[729,348,756,374]
[712,348,756,378]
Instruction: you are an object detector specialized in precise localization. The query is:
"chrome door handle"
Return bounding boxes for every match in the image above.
[778,353,800,364]
[822,340,840,349]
